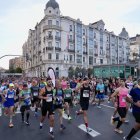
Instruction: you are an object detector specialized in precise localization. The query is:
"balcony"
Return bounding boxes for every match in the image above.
[46,46,53,51]
[43,60,64,64]
[83,42,86,46]
[94,53,98,57]
[46,35,53,40]
[83,51,87,55]
[69,39,74,43]
[55,36,61,41]
[94,45,98,48]
[55,47,61,51]
[43,25,61,31]
[68,49,75,53]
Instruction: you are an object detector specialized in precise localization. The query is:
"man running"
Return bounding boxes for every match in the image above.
[76,77,92,133]
[53,84,66,130]
[19,83,31,125]
[63,82,73,120]
[111,79,129,134]
[2,83,15,128]
[31,80,40,117]
[39,77,55,138]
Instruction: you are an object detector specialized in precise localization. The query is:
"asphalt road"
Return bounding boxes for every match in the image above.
[0,102,140,140]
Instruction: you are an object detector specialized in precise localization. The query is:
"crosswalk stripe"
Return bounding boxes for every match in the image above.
[101,104,115,109]
[78,124,101,137]
[135,137,140,140]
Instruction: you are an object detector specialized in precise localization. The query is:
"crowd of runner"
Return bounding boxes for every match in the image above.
[0,76,140,140]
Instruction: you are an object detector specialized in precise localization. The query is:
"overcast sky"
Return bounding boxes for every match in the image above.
[0,0,140,69]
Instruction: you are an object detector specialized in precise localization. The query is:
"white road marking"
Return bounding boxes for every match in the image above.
[78,124,101,137]
[101,104,115,109]
[135,137,140,140]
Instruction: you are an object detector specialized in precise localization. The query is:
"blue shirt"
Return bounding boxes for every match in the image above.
[130,88,140,113]
[96,84,105,94]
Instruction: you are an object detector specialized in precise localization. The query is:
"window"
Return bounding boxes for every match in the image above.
[70,55,73,61]
[48,42,52,47]
[83,47,86,52]
[48,20,52,26]
[70,35,72,40]
[70,45,74,50]
[56,42,59,48]
[83,29,85,35]
[56,53,59,60]
[56,31,59,37]
[77,55,82,63]
[89,56,93,65]
[49,10,51,13]
[94,58,96,63]
[56,21,59,26]
[83,38,85,43]
[83,57,85,62]
[48,53,52,60]
[48,31,52,36]
[100,59,103,64]
[70,25,72,31]
[94,33,96,38]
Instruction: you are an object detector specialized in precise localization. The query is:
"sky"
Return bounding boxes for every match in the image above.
[0,0,140,69]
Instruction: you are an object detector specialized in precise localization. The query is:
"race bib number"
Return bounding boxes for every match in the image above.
[122,97,126,103]
[46,94,52,102]
[8,94,14,99]
[66,94,71,98]
[33,92,38,96]
[83,90,89,98]
[100,90,103,93]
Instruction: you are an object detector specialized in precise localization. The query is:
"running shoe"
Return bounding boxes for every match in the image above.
[68,116,72,121]
[60,124,66,131]
[114,128,123,134]
[125,120,129,123]
[25,121,30,126]
[40,125,43,129]
[49,131,54,139]
[86,127,92,133]
[9,123,14,128]
[97,105,101,109]
[110,116,115,125]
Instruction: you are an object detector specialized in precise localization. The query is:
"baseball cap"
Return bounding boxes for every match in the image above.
[9,83,14,87]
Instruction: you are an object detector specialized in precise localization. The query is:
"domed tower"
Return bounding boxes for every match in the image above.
[119,27,129,39]
[44,0,60,16]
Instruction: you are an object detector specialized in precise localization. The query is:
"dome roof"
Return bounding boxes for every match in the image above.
[46,0,59,9]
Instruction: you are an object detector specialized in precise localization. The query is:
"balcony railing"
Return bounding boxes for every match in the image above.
[94,53,98,56]
[43,25,61,31]
[46,35,53,40]
[68,49,75,53]
[55,47,61,51]
[46,46,53,51]
[83,42,86,46]
[69,39,74,43]
[55,36,61,41]
[83,52,87,55]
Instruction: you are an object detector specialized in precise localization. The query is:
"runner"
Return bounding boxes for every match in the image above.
[2,83,15,128]
[63,82,73,121]
[54,83,66,130]
[19,83,31,125]
[31,80,40,117]
[96,79,105,108]
[39,77,55,138]
[123,79,140,140]
[76,77,92,133]
[111,79,129,134]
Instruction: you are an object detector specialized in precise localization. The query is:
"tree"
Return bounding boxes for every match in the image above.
[75,67,82,78]
[15,67,22,73]
[68,67,75,78]
[88,68,93,78]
